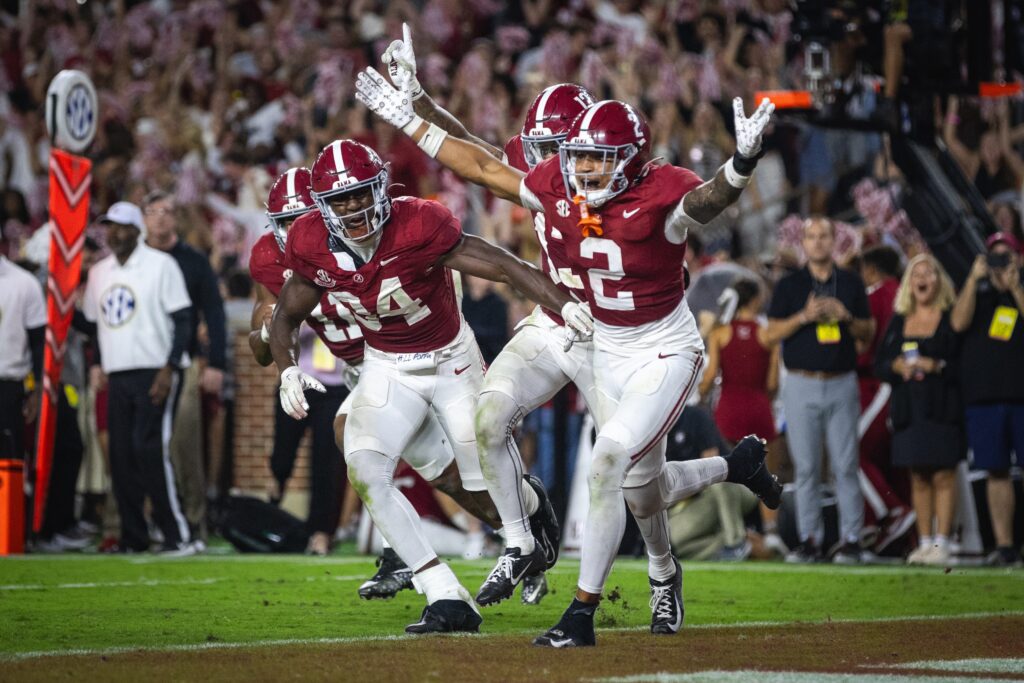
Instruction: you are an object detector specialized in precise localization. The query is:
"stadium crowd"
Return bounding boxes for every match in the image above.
[1,0,1023,568]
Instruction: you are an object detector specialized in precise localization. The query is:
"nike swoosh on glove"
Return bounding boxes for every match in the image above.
[279,366,326,420]
[382,22,423,99]
[733,97,775,158]
[355,66,416,131]
[561,301,594,342]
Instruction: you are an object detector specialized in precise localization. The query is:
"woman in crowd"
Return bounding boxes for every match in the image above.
[874,254,964,565]
[699,277,783,553]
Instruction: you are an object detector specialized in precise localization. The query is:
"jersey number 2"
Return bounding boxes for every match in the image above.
[580,238,635,311]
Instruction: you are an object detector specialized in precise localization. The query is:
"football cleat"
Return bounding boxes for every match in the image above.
[724,435,783,509]
[521,572,549,606]
[525,474,561,569]
[358,548,414,600]
[475,546,547,606]
[533,599,597,648]
[404,599,482,634]
[649,557,684,635]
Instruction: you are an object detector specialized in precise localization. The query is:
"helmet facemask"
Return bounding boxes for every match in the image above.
[265,205,307,251]
[313,169,391,245]
[522,133,566,168]
[559,142,638,208]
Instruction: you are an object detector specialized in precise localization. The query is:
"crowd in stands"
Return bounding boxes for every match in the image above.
[1,0,1022,565]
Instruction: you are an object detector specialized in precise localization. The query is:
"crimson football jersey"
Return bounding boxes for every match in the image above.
[504,135,583,327]
[523,157,703,327]
[249,232,365,364]
[284,197,464,354]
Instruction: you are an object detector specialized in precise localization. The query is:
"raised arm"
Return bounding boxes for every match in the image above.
[669,98,774,241]
[355,67,526,204]
[382,23,503,159]
[440,234,592,336]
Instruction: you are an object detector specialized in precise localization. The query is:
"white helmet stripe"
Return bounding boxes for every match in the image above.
[285,168,297,200]
[332,141,345,175]
[578,100,612,133]
[534,85,558,128]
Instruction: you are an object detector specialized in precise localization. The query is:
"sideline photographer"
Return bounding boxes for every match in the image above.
[951,233,1024,566]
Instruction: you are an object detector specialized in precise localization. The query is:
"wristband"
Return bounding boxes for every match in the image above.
[723,156,752,188]
[409,78,424,101]
[260,322,270,343]
[402,114,425,136]
[415,121,449,159]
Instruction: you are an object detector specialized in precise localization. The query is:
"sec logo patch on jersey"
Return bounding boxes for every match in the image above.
[556,199,571,218]
[101,285,136,327]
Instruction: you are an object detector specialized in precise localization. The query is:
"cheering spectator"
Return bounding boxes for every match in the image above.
[951,233,1024,566]
[766,217,875,563]
[875,254,964,565]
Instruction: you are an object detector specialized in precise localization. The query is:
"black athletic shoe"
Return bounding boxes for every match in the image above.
[725,435,783,510]
[785,539,821,564]
[525,474,561,569]
[521,572,549,605]
[404,599,482,634]
[649,557,684,635]
[358,548,414,600]
[533,599,597,648]
[475,546,547,606]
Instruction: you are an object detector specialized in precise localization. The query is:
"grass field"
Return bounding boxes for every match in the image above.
[2,552,1023,681]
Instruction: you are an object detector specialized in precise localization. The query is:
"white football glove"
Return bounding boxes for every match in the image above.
[279,366,326,420]
[561,301,594,350]
[382,22,423,100]
[355,66,416,131]
[341,363,361,392]
[732,97,775,158]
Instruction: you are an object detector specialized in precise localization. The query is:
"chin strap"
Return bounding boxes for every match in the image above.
[574,195,603,237]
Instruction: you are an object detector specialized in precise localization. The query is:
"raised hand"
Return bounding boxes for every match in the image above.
[733,97,775,159]
[382,22,423,99]
[355,66,416,131]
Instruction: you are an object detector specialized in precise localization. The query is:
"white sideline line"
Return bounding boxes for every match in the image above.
[885,658,1024,673]
[3,610,1023,662]
[590,672,1017,683]
[0,577,225,591]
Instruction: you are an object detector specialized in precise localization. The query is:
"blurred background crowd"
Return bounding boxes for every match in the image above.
[1,0,1022,566]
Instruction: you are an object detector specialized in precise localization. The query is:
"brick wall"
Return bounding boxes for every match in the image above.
[231,331,312,496]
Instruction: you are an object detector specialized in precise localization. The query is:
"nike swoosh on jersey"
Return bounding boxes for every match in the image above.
[657,352,678,359]
[454,364,471,375]
[623,208,640,218]
[380,256,400,266]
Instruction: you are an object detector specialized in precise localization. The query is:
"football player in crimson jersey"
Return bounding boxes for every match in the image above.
[358,70,784,647]
[268,139,593,635]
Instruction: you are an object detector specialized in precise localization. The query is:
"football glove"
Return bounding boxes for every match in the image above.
[732,97,774,159]
[279,366,326,420]
[561,301,594,350]
[355,66,417,131]
[382,22,423,99]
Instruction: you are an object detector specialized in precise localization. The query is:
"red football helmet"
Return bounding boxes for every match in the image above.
[310,139,391,243]
[265,167,313,250]
[559,100,651,207]
[521,83,595,168]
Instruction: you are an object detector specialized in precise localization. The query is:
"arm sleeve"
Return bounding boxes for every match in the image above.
[27,326,44,380]
[72,309,97,336]
[850,275,871,319]
[167,307,192,368]
[161,258,193,315]
[198,260,228,369]
[873,316,903,384]
[767,279,794,319]
[519,179,545,213]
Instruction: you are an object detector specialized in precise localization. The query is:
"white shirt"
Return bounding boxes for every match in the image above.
[0,256,47,380]
[83,244,192,374]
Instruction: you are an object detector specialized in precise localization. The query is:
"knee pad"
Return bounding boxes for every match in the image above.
[346,449,394,499]
[588,436,630,493]
[475,390,520,450]
[622,478,663,519]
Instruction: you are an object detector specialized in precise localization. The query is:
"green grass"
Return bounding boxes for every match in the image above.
[1,552,1021,657]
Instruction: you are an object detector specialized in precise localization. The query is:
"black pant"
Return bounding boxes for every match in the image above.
[108,368,188,550]
[270,383,347,534]
[0,379,25,459]
[40,386,84,538]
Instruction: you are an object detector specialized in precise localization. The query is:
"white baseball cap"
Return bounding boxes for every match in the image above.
[99,201,147,237]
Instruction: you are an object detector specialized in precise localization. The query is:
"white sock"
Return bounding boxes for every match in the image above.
[648,551,677,582]
[933,535,948,549]
[415,563,463,604]
[919,535,933,549]
[504,518,535,554]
